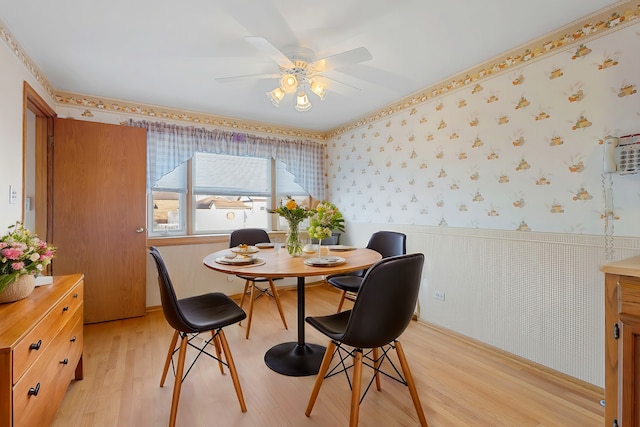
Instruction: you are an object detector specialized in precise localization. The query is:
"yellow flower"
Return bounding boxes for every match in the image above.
[286,199,297,210]
[269,196,313,224]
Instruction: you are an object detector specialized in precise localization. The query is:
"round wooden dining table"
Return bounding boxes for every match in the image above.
[203,246,382,376]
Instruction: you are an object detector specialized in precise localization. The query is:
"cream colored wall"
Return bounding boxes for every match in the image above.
[0,35,54,228]
[341,223,640,387]
[329,18,640,387]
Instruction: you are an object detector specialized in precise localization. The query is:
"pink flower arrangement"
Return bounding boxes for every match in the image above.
[0,222,56,292]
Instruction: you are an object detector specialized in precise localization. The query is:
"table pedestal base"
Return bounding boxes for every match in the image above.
[264,342,326,376]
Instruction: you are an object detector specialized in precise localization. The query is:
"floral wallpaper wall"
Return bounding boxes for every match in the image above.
[327,21,640,237]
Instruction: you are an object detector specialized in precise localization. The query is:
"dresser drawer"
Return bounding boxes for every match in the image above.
[12,309,83,427]
[619,278,640,317]
[57,304,84,379]
[13,283,83,383]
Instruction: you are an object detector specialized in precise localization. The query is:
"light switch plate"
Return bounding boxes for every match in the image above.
[9,185,18,204]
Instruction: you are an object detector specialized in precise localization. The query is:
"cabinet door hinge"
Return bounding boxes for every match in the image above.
[614,323,620,340]
[48,136,54,145]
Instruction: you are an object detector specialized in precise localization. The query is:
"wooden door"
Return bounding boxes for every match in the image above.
[52,118,147,323]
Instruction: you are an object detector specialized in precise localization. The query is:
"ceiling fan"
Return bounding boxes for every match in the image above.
[216,36,373,111]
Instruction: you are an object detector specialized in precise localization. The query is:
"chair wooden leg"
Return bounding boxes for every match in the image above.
[169,334,188,427]
[305,340,336,417]
[245,281,256,339]
[349,349,364,427]
[337,290,347,312]
[160,330,179,387]
[268,279,288,330]
[238,280,250,326]
[212,331,224,374]
[395,340,429,427]
[218,329,247,412]
[373,347,381,391]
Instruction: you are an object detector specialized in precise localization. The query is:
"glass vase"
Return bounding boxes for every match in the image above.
[286,221,303,257]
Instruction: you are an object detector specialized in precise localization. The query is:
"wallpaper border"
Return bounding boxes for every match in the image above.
[53,90,327,141]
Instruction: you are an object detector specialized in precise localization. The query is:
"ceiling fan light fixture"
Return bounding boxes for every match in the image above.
[220,37,373,113]
[309,79,327,100]
[280,73,298,94]
[266,87,285,106]
[295,91,312,112]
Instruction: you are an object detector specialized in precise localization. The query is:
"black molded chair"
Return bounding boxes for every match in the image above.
[327,231,406,312]
[305,253,428,427]
[149,247,247,427]
[229,228,288,339]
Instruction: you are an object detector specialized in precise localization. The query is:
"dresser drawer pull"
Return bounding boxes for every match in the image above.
[62,306,69,312]
[28,383,41,396]
[70,336,77,343]
[73,293,79,298]
[30,340,42,350]
[60,358,69,365]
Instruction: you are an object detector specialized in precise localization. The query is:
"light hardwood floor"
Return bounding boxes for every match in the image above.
[52,283,604,426]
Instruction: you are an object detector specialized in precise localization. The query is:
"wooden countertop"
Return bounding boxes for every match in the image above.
[600,255,640,277]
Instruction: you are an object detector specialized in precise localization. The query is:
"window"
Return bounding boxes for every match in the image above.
[150,161,187,234]
[193,153,270,233]
[149,152,309,236]
[273,161,311,231]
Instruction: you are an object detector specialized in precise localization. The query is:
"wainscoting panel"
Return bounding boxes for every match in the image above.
[341,224,640,387]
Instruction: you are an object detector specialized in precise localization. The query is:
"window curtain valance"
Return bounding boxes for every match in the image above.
[127,120,326,200]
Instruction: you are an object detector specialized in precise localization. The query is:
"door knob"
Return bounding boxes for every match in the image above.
[135,227,145,233]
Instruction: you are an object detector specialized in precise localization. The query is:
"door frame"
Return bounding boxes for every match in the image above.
[23,82,56,242]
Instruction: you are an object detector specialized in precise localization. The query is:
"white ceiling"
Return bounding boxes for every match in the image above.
[0,0,617,132]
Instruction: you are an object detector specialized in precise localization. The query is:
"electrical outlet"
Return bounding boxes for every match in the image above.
[433,290,445,301]
[227,274,235,282]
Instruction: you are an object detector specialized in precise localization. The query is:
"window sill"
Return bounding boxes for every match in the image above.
[147,235,228,247]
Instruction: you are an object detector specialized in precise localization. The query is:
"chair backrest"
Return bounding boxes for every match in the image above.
[230,228,270,247]
[366,231,407,258]
[346,231,407,278]
[340,253,424,349]
[148,246,196,333]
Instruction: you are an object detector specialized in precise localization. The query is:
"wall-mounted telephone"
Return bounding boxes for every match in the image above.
[603,134,640,174]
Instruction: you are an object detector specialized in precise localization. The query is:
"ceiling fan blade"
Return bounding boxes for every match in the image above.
[314,75,362,96]
[313,47,372,72]
[245,36,294,69]
[216,72,280,83]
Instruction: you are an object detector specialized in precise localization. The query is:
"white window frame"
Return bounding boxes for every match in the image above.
[148,153,310,237]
